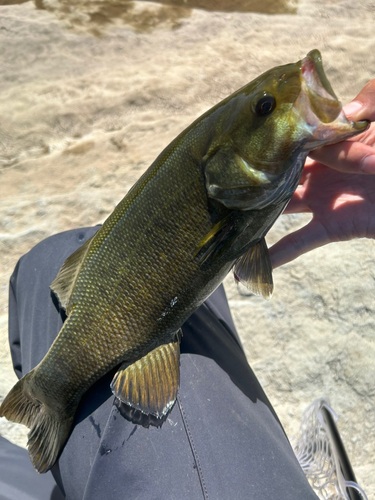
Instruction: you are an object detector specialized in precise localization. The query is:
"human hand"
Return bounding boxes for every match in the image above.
[270,79,375,269]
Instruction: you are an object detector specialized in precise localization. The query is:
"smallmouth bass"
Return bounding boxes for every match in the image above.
[0,50,368,473]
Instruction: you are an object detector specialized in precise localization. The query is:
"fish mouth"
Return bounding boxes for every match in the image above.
[294,49,369,149]
[301,49,341,123]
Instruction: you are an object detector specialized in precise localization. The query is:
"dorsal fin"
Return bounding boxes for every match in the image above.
[111,333,181,418]
[50,236,93,311]
[233,238,273,298]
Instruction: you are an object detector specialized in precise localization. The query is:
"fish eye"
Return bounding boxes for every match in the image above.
[254,95,276,116]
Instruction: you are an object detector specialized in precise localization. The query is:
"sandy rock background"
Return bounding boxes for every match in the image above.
[0,0,374,495]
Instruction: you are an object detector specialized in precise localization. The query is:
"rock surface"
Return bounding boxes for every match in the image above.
[0,0,374,495]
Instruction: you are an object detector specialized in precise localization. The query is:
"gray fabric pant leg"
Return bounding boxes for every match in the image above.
[6,227,318,500]
[0,435,64,500]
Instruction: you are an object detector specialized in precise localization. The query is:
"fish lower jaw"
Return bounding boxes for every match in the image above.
[292,93,360,151]
[308,111,366,150]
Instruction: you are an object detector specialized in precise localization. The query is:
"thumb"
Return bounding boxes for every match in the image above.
[269,219,330,268]
[343,79,375,122]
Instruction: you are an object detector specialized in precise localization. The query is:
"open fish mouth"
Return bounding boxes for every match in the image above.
[294,49,369,149]
[301,49,341,123]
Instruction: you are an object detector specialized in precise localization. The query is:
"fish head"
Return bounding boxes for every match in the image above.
[204,49,369,210]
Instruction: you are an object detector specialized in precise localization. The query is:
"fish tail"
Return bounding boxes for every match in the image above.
[0,374,73,473]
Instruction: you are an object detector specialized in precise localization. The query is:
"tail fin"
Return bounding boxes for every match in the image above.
[0,375,73,473]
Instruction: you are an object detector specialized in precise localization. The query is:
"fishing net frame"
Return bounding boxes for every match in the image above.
[292,398,367,500]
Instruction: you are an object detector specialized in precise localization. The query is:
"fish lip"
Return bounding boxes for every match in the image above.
[350,118,370,132]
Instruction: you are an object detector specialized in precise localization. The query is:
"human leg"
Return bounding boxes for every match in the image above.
[8,227,317,499]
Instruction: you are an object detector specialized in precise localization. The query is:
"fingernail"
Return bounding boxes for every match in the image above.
[343,101,363,118]
[361,155,375,174]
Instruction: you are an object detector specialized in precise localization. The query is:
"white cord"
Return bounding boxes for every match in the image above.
[292,398,368,500]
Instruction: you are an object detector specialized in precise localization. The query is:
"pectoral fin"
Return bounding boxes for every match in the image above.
[111,333,181,418]
[233,238,273,298]
[195,213,237,265]
[50,236,94,312]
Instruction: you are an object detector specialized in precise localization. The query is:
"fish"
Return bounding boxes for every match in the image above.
[0,49,368,473]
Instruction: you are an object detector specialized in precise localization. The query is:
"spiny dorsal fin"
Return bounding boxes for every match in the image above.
[233,238,273,298]
[50,236,94,311]
[111,333,181,418]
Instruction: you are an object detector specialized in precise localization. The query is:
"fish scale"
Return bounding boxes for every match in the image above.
[35,151,212,393]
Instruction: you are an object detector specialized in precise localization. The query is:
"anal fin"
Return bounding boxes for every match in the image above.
[233,238,273,298]
[111,333,181,418]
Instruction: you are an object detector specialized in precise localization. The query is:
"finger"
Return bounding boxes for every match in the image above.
[309,140,375,174]
[269,219,330,269]
[343,79,375,121]
[299,160,315,183]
